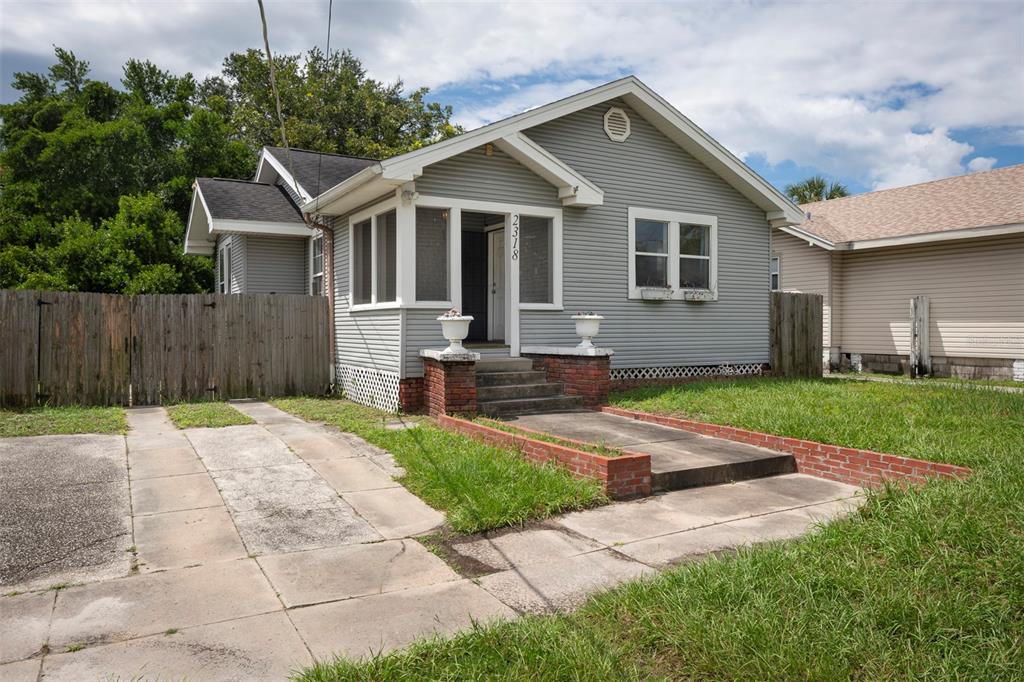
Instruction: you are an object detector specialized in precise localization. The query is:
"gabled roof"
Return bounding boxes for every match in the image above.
[258,147,378,200]
[184,179,311,255]
[784,164,1024,250]
[302,76,804,226]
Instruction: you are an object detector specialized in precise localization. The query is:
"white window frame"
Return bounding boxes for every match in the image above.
[770,255,780,291]
[627,207,718,301]
[410,203,459,308]
[216,237,232,294]
[309,233,324,296]
[348,198,400,311]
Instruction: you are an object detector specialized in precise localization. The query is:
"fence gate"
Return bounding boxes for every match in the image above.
[770,291,823,378]
[0,290,330,407]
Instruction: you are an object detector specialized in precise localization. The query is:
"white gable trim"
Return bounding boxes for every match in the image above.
[184,182,216,255]
[494,132,604,207]
[780,221,1024,253]
[778,224,837,251]
[257,148,312,202]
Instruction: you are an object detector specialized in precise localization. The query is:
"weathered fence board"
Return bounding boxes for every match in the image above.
[770,292,823,378]
[1,290,330,406]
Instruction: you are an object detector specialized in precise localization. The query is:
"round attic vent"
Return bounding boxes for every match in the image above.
[603,107,631,142]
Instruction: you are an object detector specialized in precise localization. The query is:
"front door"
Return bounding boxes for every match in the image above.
[488,228,505,341]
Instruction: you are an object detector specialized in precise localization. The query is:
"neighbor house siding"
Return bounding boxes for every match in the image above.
[243,235,307,294]
[518,99,772,369]
[772,228,835,348]
[837,233,1024,360]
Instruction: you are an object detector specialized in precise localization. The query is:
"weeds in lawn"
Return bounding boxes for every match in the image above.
[165,402,254,429]
[0,405,126,437]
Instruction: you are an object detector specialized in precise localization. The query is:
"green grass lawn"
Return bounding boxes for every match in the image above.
[165,402,254,429]
[836,371,1024,391]
[295,379,1024,681]
[0,405,127,437]
[271,398,607,534]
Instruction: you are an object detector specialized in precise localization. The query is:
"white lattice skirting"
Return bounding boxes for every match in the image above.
[610,363,765,382]
[338,364,400,412]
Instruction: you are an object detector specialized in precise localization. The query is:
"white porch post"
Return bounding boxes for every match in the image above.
[449,208,462,311]
[507,212,521,356]
[396,185,416,305]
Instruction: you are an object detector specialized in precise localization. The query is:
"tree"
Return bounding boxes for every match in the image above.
[785,176,850,204]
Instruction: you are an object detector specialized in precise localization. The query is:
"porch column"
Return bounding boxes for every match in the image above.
[420,349,479,416]
[396,185,416,305]
[507,212,521,356]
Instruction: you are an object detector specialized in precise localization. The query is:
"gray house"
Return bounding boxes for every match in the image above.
[186,77,803,411]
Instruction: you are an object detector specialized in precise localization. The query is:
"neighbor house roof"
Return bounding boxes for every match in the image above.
[300,75,805,227]
[259,147,378,200]
[184,178,311,255]
[785,164,1024,250]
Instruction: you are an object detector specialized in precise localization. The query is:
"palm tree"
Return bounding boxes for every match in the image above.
[785,175,850,204]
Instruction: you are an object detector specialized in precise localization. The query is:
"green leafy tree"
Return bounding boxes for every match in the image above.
[785,175,851,204]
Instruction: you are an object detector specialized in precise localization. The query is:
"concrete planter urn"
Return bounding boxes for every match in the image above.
[438,310,474,354]
[571,313,604,349]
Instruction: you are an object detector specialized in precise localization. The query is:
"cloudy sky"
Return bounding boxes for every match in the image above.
[2,0,1022,194]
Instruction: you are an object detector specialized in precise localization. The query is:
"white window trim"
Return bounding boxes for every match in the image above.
[627,207,718,301]
[770,255,780,291]
[216,237,232,294]
[309,233,324,296]
[348,198,400,311]
[410,202,460,309]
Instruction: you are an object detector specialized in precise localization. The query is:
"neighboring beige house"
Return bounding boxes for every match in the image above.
[773,164,1024,381]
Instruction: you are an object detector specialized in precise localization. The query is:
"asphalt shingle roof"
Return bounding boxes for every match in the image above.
[264,147,379,196]
[798,164,1024,244]
[196,178,305,224]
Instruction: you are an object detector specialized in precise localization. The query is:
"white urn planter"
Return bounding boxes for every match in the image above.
[571,314,604,349]
[437,314,474,354]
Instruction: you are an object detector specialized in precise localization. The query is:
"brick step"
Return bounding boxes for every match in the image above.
[476,370,548,387]
[651,453,797,492]
[477,395,585,417]
[475,357,535,373]
[477,382,565,402]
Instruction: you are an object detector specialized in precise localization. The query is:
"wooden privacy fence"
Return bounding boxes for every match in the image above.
[0,290,331,407]
[770,291,823,378]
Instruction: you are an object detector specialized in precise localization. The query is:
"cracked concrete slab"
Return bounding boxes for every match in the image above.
[211,463,341,513]
[186,425,296,471]
[450,527,605,573]
[128,446,204,480]
[343,488,444,539]
[0,658,40,681]
[40,611,311,681]
[289,579,515,660]
[48,560,280,650]
[0,435,131,590]
[0,590,53,663]
[310,457,400,493]
[130,472,224,516]
[134,507,247,572]
[476,550,654,614]
[258,539,458,607]
[231,506,381,555]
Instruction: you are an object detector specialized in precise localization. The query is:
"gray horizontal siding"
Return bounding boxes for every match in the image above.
[416,146,560,208]
[404,308,452,378]
[520,99,771,368]
[244,235,307,294]
[332,214,402,374]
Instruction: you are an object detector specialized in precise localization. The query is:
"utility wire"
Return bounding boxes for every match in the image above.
[256,0,299,199]
[314,0,334,214]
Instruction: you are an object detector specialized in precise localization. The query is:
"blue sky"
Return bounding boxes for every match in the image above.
[2,0,1022,196]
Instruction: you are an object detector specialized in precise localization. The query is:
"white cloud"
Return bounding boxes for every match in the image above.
[967,156,998,173]
[2,0,1021,190]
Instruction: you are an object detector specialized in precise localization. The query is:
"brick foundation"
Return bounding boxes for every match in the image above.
[600,406,971,488]
[525,353,611,407]
[398,378,424,413]
[438,414,651,499]
[423,358,477,416]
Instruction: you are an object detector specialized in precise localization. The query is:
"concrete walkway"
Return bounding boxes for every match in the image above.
[1,402,862,680]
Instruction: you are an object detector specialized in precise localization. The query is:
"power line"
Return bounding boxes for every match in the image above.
[314,0,334,214]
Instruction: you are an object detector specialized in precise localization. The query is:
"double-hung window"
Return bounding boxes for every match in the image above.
[350,208,397,307]
[628,208,717,300]
[770,256,780,291]
[216,240,231,294]
[310,234,324,296]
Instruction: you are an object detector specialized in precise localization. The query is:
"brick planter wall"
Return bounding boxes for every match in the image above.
[438,414,651,499]
[600,406,972,488]
[398,378,424,413]
[525,354,611,407]
[423,358,477,416]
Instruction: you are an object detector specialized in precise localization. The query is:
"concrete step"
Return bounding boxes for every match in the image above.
[651,453,797,492]
[477,382,565,402]
[476,370,548,387]
[478,395,585,417]
[476,357,535,373]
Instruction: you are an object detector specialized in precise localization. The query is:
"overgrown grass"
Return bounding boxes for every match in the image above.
[472,416,624,457]
[295,379,1024,681]
[610,377,1022,469]
[165,402,254,429]
[0,405,126,437]
[271,398,607,533]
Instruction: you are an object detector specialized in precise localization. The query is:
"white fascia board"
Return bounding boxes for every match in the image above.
[494,132,604,206]
[210,219,313,237]
[778,225,836,250]
[183,182,216,255]
[300,165,386,215]
[844,222,1024,250]
[260,148,312,201]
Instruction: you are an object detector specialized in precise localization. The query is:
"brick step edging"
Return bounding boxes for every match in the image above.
[599,406,971,488]
[436,414,652,499]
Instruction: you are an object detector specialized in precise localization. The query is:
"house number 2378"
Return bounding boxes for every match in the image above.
[511,214,520,260]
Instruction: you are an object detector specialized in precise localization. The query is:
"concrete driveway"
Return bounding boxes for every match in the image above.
[1,402,862,680]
